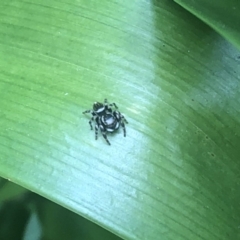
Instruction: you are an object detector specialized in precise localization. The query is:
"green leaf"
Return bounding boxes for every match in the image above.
[174,0,240,50]
[0,0,240,239]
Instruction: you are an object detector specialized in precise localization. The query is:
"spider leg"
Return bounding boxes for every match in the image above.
[102,131,111,145]
[113,111,128,137]
[119,113,128,137]
[95,124,99,140]
[115,111,128,124]
[109,103,118,109]
[83,110,97,130]
[99,125,111,145]
[104,98,118,109]
[89,117,94,130]
[121,121,127,137]
[120,114,128,124]
[82,109,92,114]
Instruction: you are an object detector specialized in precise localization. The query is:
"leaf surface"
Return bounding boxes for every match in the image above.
[0,0,240,239]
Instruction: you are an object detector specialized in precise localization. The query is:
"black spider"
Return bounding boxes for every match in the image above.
[83,99,128,145]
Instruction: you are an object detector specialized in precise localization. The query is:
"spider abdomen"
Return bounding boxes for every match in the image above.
[101,114,120,132]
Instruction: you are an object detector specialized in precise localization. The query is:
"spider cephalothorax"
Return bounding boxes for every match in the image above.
[83,99,128,145]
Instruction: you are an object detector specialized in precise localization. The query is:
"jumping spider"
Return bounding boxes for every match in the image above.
[83,99,128,145]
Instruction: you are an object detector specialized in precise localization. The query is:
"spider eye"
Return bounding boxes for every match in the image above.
[93,102,97,109]
[93,102,103,111]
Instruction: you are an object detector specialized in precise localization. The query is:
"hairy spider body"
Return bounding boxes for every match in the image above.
[83,99,128,145]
